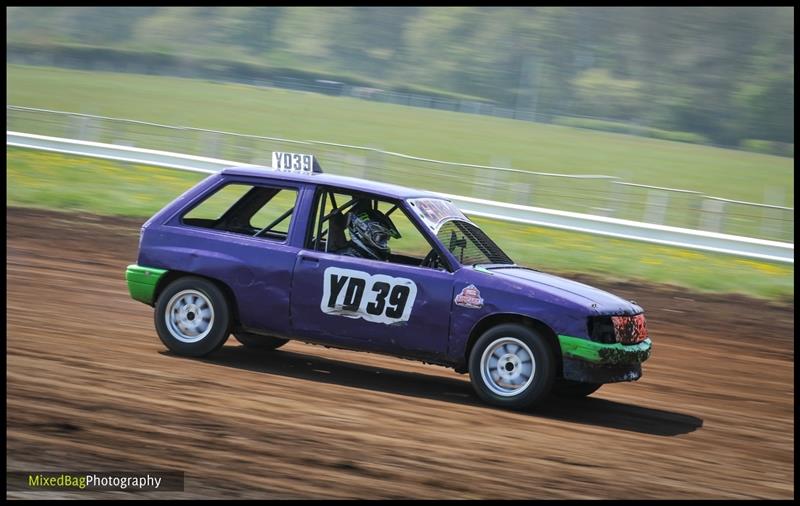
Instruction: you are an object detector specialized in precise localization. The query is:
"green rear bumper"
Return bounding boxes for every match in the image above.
[125,264,168,305]
[558,335,652,365]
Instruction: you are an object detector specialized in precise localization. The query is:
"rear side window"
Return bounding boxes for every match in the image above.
[182,182,298,241]
[184,184,251,222]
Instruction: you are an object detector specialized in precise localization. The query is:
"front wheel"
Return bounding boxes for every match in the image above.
[154,276,231,357]
[469,323,556,410]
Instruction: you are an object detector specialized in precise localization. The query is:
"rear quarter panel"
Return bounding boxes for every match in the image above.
[137,173,317,336]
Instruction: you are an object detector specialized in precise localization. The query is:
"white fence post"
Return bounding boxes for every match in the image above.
[701,198,726,233]
[644,189,669,225]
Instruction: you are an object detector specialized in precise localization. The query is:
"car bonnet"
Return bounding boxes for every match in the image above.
[484,266,642,315]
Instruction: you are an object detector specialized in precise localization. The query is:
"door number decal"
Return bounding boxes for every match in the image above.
[321,267,417,324]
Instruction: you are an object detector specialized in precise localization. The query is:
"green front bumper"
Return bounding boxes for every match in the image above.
[125,264,168,305]
[558,335,652,365]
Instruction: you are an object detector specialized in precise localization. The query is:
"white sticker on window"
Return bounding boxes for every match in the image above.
[321,267,417,325]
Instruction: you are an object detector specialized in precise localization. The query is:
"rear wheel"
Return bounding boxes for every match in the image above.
[552,379,603,398]
[469,323,556,410]
[233,332,288,351]
[154,276,231,357]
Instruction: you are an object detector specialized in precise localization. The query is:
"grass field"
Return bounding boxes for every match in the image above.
[7,147,793,301]
[7,65,794,209]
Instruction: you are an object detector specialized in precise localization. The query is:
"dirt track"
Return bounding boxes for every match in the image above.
[6,207,794,499]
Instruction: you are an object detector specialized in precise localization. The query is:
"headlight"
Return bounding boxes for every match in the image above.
[588,314,648,344]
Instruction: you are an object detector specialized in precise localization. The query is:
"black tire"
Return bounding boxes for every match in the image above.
[552,379,603,399]
[154,276,231,357]
[233,332,288,351]
[469,323,556,410]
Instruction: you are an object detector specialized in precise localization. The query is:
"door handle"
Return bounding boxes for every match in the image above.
[299,253,320,264]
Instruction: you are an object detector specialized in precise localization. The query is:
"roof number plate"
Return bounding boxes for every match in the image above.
[272,151,317,174]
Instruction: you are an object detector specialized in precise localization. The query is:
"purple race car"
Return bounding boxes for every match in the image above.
[126,152,651,409]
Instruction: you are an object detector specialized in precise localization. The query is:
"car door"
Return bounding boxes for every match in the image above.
[289,192,454,359]
[290,250,454,358]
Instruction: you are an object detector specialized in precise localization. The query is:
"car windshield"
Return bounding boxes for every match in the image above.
[435,220,514,266]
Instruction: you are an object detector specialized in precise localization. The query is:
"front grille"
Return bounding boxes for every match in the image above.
[611,314,648,344]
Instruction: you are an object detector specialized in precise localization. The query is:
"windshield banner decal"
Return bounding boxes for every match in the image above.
[408,198,470,233]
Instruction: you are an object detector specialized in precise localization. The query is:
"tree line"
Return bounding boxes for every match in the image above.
[7,6,794,148]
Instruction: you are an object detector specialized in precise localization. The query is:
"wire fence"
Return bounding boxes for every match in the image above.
[6,105,794,243]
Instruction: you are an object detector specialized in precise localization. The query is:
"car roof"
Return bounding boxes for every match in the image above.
[221,166,443,200]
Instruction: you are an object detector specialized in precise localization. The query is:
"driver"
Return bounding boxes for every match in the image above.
[338,200,401,261]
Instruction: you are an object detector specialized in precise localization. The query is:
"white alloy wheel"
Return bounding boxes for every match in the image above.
[480,337,536,397]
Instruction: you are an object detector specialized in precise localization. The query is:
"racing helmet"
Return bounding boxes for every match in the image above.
[346,200,401,260]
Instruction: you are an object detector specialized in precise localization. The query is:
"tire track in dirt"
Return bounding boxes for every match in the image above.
[6,207,794,499]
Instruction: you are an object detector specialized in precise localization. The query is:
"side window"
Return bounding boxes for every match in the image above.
[249,188,299,235]
[182,182,298,241]
[307,190,442,269]
[307,191,354,252]
[375,201,433,260]
[183,184,250,222]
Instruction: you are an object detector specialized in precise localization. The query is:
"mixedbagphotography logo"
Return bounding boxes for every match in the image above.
[7,471,185,492]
